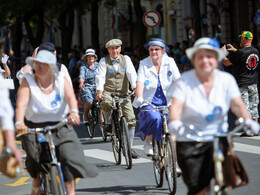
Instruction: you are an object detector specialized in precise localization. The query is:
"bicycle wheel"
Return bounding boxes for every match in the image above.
[40,172,51,194]
[165,135,177,194]
[153,139,164,187]
[111,117,121,165]
[86,110,95,138]
[50,165,66,195]
[120,117,132,169]
[98,110,106,141]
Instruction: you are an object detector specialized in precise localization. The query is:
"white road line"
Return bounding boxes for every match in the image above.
[234,143,260,155]
[83,149,151,164]
[234,133,260,140]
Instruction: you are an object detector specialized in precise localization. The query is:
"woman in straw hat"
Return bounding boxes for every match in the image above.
[15,50,98,195]
[167,37,259,195]
[79,49,99,123]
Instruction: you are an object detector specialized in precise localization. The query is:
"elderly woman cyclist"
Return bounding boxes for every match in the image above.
[167,37,259,195]
[79,49,99,123]
[133,38,181,159]
[15,50,98,195]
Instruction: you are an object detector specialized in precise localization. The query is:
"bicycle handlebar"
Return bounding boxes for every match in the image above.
[140,101,169,113]
[185,118,245,142]
[16,118,68,138]
[102,91,134,103]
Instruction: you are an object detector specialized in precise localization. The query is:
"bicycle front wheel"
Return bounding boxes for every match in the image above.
[50,165,66,195]
[111,117,121,165]
[165,135,177,194]
[153,139,164,187]
[121,117,132,169]
[86,110,95,138]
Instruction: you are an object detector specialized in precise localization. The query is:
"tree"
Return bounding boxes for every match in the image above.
[133,0,147,57]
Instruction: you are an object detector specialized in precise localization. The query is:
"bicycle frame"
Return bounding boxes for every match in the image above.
[184,118,245,194]
[17,119,68,195]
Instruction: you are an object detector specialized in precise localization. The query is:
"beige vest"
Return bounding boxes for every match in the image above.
[104,55,129,96]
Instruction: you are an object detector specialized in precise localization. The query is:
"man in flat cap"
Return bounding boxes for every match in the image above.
[96,38,139,159]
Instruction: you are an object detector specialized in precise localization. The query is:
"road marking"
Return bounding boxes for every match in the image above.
[83,149,151,164]
[234,133,260,140]
[234,143,260,155]
[75,178,80,184]
[16,140,22,145]
[5,177,31,186]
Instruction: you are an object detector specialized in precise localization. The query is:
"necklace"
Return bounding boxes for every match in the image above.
[38,75,53,91]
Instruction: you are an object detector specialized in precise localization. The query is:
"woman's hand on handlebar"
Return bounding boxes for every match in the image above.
[15,122,28,135]
[68,112,80,126]
[79,83,84,90]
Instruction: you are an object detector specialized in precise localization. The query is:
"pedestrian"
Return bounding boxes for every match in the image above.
[15,50,98,195]
[222,31,260,136]
[167,37,259,195]
[96,38,140,159]
[0,74,22,176]
[79,49,99,123]
[132,38,180,158]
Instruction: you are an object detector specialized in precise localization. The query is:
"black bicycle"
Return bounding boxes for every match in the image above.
[183,118,245,195]
[17,119,68,195]
[140,101,178,194]
[85,100,106,141]
[103,92,133,169]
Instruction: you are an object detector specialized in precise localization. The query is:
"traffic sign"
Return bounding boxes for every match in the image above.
[143,11,161,28]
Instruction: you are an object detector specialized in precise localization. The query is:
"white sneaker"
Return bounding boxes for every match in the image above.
[144,140,153,156]
[176,163,182,177]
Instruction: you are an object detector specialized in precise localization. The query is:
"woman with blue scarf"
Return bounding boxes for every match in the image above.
[79,49,99,123]
[133,38,180,156]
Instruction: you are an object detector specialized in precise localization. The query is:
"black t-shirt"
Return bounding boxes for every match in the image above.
[228,46,259,87]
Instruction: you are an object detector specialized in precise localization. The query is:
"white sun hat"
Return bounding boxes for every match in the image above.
[26,50,58,72]
[186,37,228,62]
[81,48,98,61]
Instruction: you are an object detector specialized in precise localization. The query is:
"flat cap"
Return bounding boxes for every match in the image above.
[105,39,122,48]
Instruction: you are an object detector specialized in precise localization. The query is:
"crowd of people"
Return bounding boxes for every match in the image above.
[0,30,259,195]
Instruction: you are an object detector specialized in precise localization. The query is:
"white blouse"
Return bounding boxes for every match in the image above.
[134,55,180,106]
[0,74,14,131]
[167,69,241,141]
[25,72,68,123]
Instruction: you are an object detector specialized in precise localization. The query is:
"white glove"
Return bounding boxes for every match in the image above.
[1,54,9,64]
[132,97,144,108]
[244,119,260,136]
[168,120,185,136]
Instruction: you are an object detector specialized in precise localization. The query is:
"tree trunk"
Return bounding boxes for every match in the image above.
[91,0,100,57]
[133,0,147,58]
[24,10,44,48]
[191,0,201,40]
[58,8,75,66]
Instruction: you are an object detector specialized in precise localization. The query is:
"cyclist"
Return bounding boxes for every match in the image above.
[133,38,181,170]
[15,50,98,195]
[0,74,22,173]
[96,38,139,159]
[167,37,259,195]
[79,49,99,123]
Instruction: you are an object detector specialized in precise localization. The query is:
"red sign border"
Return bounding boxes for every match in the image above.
[143,11,161,28]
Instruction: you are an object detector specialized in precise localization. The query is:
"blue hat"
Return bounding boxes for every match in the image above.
[144,38,169,52]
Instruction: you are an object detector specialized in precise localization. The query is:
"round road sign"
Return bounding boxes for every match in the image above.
[143,11,161,28]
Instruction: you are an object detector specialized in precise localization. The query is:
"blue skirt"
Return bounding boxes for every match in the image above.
[136,105,168,142]
[79,87,96,105]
